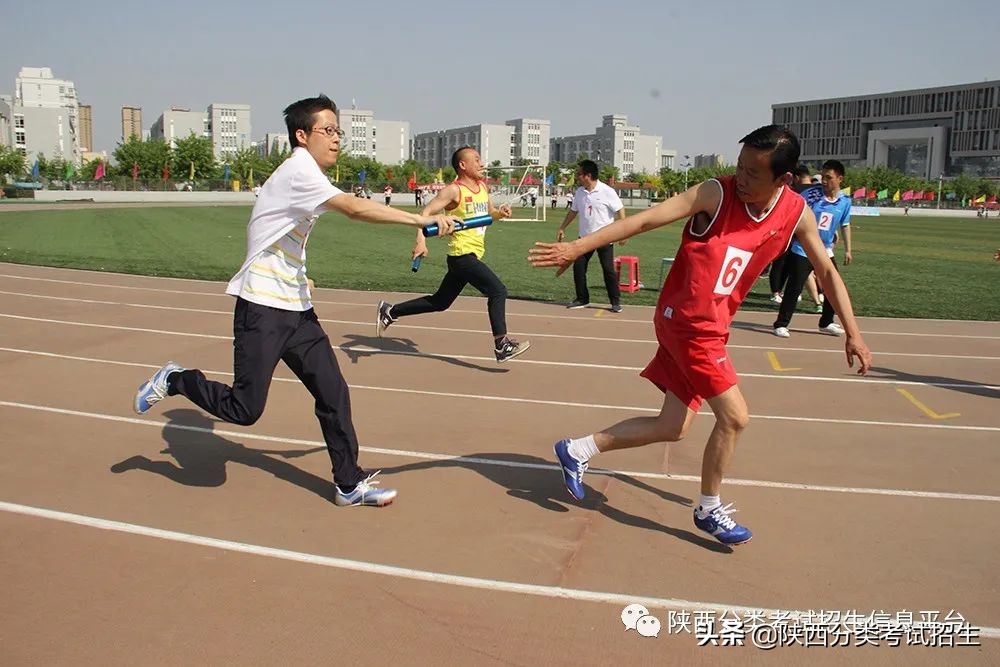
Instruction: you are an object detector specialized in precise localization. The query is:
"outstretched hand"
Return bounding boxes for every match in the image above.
[845,335,872,376]
[528,241,579,277]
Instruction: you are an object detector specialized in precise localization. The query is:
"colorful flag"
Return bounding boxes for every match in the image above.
[841,186,851,197]
[31,160,40,179]
[987,195,998,205]
[545,173,554,186]
[358,169,366,185]
[961,198,968,207]
[163,163,170,180]
[222,163,230,182]
[852,187,866,199]
[946,192,957,200]
[132,162,139,181]
[435,168,444,182]
[65,162,75,180]
[924,191,936,201]
[335,164,340,182]
[892,190,900,202]
[868,189,877,199]
[248,168,253,186]
[407,172,416,190]
[974,194,986,204]
[876,189,888,200]
[94,161,105,180]
[189,161,195,181]
[902,190,914,201]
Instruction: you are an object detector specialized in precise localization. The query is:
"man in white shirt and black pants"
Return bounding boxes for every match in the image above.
[556,160,626,312]
[132,94,457,507]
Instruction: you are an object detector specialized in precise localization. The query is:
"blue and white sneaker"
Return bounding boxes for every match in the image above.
[134,361,185,414]
[554,438,588,500]
[334,471,397,507]
[693,503,753,546]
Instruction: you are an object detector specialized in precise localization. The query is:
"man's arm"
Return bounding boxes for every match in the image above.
[529,180,721,271]
[556,209,578,241]
[842,224,853,265]
[326,192,456,233]
[408,184,462,258]
[487,191,512,221]
[794,208,871,374]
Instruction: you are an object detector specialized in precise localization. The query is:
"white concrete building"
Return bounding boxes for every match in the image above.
[208,103,251,159]
[4,67,82,164]
[507,118,551,165]
[150,107,209,148]
[550,114,672,176]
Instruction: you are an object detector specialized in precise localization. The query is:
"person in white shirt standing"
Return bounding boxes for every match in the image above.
[132,94,458,507]
[555,160,626,312]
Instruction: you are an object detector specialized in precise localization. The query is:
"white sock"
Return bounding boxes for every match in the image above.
[698,495,721,516]
[567,435,600,463]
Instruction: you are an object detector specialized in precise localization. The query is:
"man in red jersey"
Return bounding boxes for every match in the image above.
[529,125,872,546]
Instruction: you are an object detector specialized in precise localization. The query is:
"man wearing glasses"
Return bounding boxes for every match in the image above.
[133,94,458,508]
[555,159,626,313]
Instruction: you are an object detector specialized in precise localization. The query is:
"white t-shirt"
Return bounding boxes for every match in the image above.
[571,181,624,237]
[225,147,342,311]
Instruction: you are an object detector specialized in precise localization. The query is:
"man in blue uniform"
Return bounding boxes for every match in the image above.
[773,159,854,338]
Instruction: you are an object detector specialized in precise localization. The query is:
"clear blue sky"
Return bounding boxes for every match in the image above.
[3,0,998,164]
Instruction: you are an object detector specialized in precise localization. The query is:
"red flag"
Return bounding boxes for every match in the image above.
[132,162,139,181]
[163,163,169,180]
[94,161,105,180]
[924,191,935,201]
[407,172,416,190]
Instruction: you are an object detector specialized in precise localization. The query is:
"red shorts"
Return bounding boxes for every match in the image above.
[640,333,738,410]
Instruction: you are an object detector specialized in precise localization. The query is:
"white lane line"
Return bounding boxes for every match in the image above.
[4,500,996,638]
[1,347,998,432]
[1,305,997,362]
[1,276,998,339]
[1,398,999,500]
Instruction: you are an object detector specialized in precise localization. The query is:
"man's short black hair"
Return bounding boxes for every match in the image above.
[578,159,599,180]
[451,146,476,173]
[739,125,800,179]
[821,159,846,177]
[793,163,811,179]
[284,94,337,148]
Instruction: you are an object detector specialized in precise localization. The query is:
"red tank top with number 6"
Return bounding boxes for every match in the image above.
[656,175,804,338]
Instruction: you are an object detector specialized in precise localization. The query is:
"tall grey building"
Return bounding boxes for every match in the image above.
[3,67,81,165]
[413,123,514,169]
[337,106,411,165]
[121,106,142,142]
[772,80,1000,178]
[150,107,209,148]
[507,118,550,165]
[550,114,672,176]
[693,153,724,168]
[207,103,251,160]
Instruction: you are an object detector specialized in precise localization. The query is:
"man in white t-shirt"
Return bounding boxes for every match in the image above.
[132,94,457,507]
[556,160,626,312]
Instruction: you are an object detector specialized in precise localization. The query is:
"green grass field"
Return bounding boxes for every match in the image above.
[1,204,998,320]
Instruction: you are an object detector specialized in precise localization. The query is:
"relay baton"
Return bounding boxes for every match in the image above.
[411,256,422,272]
[421,214,493,238]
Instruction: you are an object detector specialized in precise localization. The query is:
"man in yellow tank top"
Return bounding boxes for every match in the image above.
[375,147,530,363]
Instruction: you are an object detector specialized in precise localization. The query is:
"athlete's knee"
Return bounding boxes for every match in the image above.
[655,417,689,442]
[490,282,508,300]
[717,408,750,433]
[230,400,265,426]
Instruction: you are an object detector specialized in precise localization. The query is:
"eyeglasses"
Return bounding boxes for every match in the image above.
[309,125,345,139]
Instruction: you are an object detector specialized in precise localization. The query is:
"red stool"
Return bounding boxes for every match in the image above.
[613,255,641,293]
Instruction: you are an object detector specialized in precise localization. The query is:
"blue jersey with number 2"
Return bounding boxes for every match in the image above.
[790,185,851,258]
